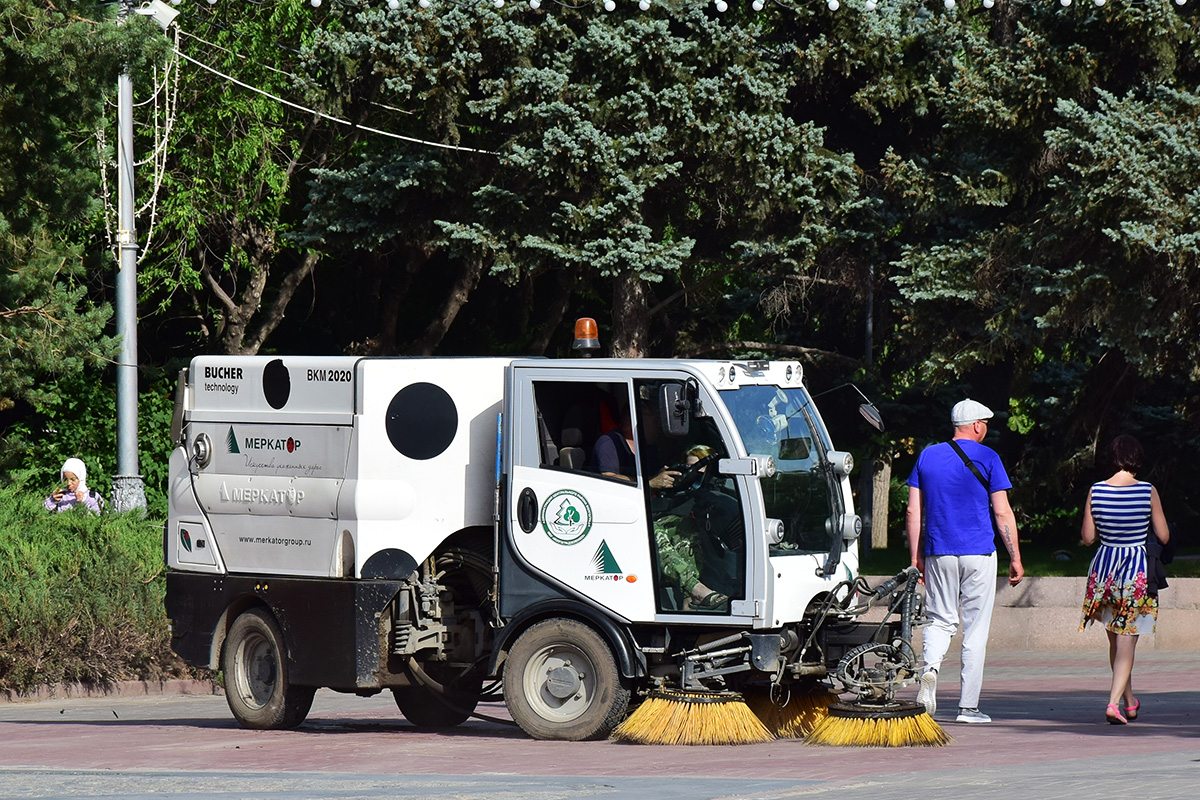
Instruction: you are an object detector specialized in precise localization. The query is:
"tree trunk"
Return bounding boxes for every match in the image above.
[202,118,333,357]
[408,255,485,356]
[871,455,892,550]
[610,272,650,358]
[348,251,393,355]
[355,244,431,356]
[202,218,322,356]
[197,225,273,356]
[856,461,874,555]
[241,250,321,355]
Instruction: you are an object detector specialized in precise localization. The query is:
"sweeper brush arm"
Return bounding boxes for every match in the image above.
[869,566,921,602]
[809,569,950,748]
[831,568,924,704]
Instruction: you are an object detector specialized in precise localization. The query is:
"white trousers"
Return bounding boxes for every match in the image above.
[921,552,997,710]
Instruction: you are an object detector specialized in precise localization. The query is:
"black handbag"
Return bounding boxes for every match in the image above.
[1145,521,1176,593]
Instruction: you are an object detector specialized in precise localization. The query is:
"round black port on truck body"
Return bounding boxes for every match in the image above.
[262,359,291,409]
[386,382,459,460]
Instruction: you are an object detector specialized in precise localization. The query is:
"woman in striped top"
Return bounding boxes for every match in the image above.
[1079,435,1170,725]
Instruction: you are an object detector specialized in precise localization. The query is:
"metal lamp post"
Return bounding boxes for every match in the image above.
[110,0,169,513]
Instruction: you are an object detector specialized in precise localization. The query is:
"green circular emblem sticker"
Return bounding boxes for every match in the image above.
[540,489,593,546]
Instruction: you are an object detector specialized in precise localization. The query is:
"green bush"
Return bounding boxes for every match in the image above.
[0,478,188,695]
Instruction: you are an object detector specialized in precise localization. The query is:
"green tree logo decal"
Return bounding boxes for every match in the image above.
[540,489,593,546]
[592,540,621,575]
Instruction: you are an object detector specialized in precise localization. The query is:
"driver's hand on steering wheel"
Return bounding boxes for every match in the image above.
[648,467,681,491]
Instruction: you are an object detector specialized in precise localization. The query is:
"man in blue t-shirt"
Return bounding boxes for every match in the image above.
[906,399,1024,725]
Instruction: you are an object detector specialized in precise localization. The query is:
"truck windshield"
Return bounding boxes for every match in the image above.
[724,385,841,556]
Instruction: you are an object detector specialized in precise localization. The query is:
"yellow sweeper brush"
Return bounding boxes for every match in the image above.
[612,689,775,746]
[806,700,950,747]
[745,684,840,739]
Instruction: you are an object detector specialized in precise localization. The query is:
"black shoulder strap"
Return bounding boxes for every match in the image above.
[947,439,989,493]
[948,439,1001,537]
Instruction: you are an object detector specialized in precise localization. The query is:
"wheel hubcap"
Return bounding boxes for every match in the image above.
[523,645,595,722]
[545,664,582,699]
[238,632,276,708]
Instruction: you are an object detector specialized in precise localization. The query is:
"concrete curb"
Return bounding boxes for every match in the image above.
[0,679,222,705]
[866,575,1200,651]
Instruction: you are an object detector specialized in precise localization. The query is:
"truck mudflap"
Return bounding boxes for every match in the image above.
[488,598,647,681]
[165,571,404,689]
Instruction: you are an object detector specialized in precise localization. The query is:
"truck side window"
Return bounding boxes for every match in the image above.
[531,381,629,474]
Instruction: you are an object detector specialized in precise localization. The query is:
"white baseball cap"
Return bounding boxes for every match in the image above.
[951,399,994,426]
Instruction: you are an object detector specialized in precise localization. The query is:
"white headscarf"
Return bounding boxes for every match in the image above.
[61,458,88,492]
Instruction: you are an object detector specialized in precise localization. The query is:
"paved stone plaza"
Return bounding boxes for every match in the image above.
[0,647,1196,800]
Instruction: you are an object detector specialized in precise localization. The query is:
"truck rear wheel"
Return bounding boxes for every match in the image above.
[222,608,315,730]
[503,618,630,741]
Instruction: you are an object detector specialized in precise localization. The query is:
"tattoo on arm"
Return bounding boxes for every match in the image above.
[999,525,1015,556]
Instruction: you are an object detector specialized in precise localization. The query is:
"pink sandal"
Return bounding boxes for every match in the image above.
[1106,703,1128,725]
[1125,699,1140,721]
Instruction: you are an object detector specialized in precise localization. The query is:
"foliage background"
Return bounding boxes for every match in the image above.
[1,2,1198,564]
[0,1,1198,692]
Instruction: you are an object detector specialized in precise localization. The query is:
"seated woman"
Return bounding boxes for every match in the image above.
[587,395,679,490]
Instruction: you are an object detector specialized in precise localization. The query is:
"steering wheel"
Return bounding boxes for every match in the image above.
[662,453,721,496]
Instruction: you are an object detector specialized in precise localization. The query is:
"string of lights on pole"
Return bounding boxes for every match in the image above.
[163,0,1192,10]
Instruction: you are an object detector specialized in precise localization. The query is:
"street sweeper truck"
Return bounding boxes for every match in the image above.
[164,322,930,742]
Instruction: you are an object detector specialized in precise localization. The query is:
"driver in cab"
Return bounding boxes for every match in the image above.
[654,445,731,612]
[587,391,731,612]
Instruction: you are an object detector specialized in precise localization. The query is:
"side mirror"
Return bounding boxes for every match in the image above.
[859,403,885,433]
[658,383,691,437]
[811,383,886,432]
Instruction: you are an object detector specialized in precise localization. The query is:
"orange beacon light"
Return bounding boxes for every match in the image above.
[572,317,601,355]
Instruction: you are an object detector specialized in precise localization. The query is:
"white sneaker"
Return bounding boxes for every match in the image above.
[956,707,991,724]
[916,669,937,716]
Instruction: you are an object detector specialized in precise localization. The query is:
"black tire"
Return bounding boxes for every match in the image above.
[392,668,482,728]
[222,607,315,730]
[396,662,484,729]
[503,618,630,741]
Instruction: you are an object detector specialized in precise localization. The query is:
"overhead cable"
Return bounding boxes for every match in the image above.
[174,48,498,156]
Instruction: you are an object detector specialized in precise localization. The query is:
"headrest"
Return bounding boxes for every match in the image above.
[561,426,583,447]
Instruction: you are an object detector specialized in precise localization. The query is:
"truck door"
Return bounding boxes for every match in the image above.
[629,379,754,621]
[506,370,656,622]
[505,368,752,624]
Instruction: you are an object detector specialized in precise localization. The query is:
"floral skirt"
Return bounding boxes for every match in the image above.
[1079,544,1157,635]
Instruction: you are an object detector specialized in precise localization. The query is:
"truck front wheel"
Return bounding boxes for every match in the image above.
[222,608,315,730]
[503,618,630,741]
